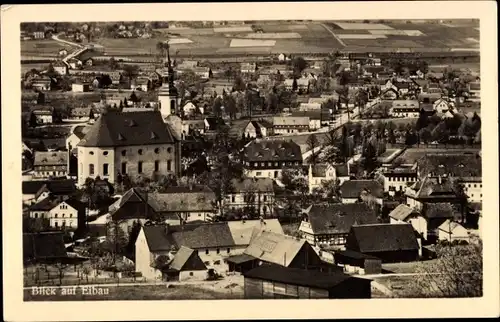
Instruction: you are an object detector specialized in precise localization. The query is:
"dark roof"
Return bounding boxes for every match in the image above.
[142,225,175,252]
[72,125,90,139]
[226,253,257,264]
[168,246,206,271]
[77,110,177,147]
[305,204,378,235]
[204,117,226,131]
[63,198,86,212]
[23,232,68,262]
[171,223,235,249]
[244,140,302,163]
[334,249,380,260]
[348,224,419,253]
[109,188,158,221]
[29,197,60,211]
[416,153,482,178]
[410,177,459,200]
[148,189,216,213]
[23,180,48,195]
[334,164,349,177]
[77,50,96,62]
[243,264,358,290]
[37,179,77,197]
[340,180,383,199]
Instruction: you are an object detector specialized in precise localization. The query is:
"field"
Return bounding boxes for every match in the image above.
[393,147,481,165]
[21,39,74,56]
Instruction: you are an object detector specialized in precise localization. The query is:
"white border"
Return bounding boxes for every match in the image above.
[2,2,498,321]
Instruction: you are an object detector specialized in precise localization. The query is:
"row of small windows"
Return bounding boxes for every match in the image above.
[247,161,300,167]
[88,148,173,156]
[199,248,231,255]
[88,161,172,175]
[33,213,73,218]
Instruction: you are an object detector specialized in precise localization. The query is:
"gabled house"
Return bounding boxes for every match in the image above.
[345,223,420,263]
[405,176,462,210]
[31,107,54,124]
[204,117,226,133]
[243,120,273,138]
[299,203,378,247]
[33,151,68,179]
[388,204,427,239]
[272,116,309,134]
[380,88,399,100]
[46,198,86,230]
[437,219,470,243]
[339,180,383,205]
[241,62,257,74]
[224,178,276,216]
[433,98,452,114]
[242,140,302,179]
[308,163,336,194]
[130,77,151,92]
[284,78,309,92]
[33,179,77,203]
[163,246,208,281]
[389,100,420,118]
[380,167,418,194]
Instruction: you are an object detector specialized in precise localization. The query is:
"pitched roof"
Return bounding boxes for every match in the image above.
[340,180,383,199]
[349,223,419,253]
[410,177,460,200]
[391,100,420,109]
[243,231,306,267]
[34,179,77,199]
[305,204,378,235]
[388,204,420,221]
[34,151,68,166]
[416,153,482,178]
[108,188,158,221]
[438,219,466,234]
[142,225,175,252]
[29,197,60,211]
[23,232,68,261]
[227,219,283,246]
[422,202,455,219]
[243,264,355,289]
[273,116,310,127]
[23,180,48,195]
[334,164,349,177]
[72,125,91,139]
[171,223,235,248]
[148,189,216,213]
[244,140,302,163]
[310,164,330,177]
[168,246,204,271]
[77,110,177,147]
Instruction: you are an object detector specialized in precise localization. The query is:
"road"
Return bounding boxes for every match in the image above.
[51,33,88,69]
[320,23,346,47]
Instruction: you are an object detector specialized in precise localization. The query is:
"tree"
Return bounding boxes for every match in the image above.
[212,97,223,117]
[123,97,129,107]
[419,127,432,144]
[416,110,429,131]
[361,140,378,174]
[126,220,142,260]
[406,242,482,298]
[29,112,38,128]
[306,134,320,165]
[292,77,298,92]
[108,57,118,70]
[291,56,307,76]
[37,91,45,105]
[223,94,237,120]
[106,218,129,274]
[129,91,140,104]
[233,75,246,92]
[122,64,140,84]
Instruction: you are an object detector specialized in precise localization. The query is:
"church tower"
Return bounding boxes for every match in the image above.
[158,42,179,120]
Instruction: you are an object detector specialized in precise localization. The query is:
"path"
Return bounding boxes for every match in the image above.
[320,23,347,47]
[51,33,89,70]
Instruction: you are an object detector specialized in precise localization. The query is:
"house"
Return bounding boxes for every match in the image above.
[388,204,427,239]
[284,78,309,92]
[420,202,457,242]
[28,198,60,224]
[204,117,226,133]
[380,167,418,194]
[162,246,208,282]
[380,88,399,100]
[46,198,86,230]
[390,100,420,118]
[307,163,337,194]
[433,98,452,114]
[299,203,378,248]
[177,60,199,70]
[182,119,205,137]
[299,102,322,111]
[241,62,257,74]
[33,151,68,179]
[135,220,281,279]
[31,108,54,124]
[53,61,68,75]
[23,232,69,264]
[243,231,324,270]
[243,264,371,299]
[437,219,470,243]
[278,53,287,61]
[467,81,480,102]
[224,178,276,216]
[392,81,412,95]
[32,179,77,204]
[131,78,151,92]
[66,125,91,151]
[333,250,382,275]
[76,110,181,186]
[32,76,53,91]
[339,180,383,205]
[76,51,95,67]
[243,120,273,138]
[72,82,91,93]
[193,67,211,79]
[242,140,303,179]
[413,79,429,93]
[345,224,420,263]
[272,116,309,134]
[23,180,48,205]
[67,58,83,70]
[182,101,202,116]
[405,176,462,211]
[68,107,95,122]
[32,31,46,39]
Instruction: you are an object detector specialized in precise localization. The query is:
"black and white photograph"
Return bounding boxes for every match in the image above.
[2,1,499,321]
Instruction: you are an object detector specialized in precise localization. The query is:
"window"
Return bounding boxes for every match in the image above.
[189,272,194,276]
[154,161,160,172]
[154,148,160,154]
[69,222,72,227]
[103,163,109,176]
[167,160,172,171]
[138,149,143,155]
[231,196,235,202]
[167,147,172,153]
[474,184,477,188]
[216,249,220,254]
[138,161,143,173]
[89,151,94,155]
[205,249,209,255]
[103,151,108,156]
[55,222,58,227]
[34,213,38,219]
[121,150,127,156]
[121,162,127,174]
[69,214,73,218]
[227,248,230,254]
[170,99,176,111]
[89,164,94,175]
[263,196,267,202]
[256,171,262,176]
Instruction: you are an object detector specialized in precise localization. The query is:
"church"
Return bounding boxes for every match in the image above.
[76,42,182,187]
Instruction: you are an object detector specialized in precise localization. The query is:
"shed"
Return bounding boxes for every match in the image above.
[333,249,382,274]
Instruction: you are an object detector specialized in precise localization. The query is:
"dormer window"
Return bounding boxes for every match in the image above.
[128,120,137,127]
[118,133,125,141]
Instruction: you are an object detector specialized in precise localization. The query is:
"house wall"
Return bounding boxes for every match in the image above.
[289,243,324,270]
[179,211,214,223]
[77,143,178,187]
[309,119,321,131]
[363,250,419,263]
[134,229,166,280]
[243,277,330,299]
[179,270,207,282]
[29,210,50,219]
[462,180,482,203]
[66,134,82,151]
[35,114,53,124]
[33,164,68,179]
[298,221,316,245]
[244,168,284,180]
[48,202,79,229]
[244,123,258,138]
[408,216,427,241]
[196,245,247,271]
[273,127,308,135]
[383,175,417,193]
[438,226,470,242]
[224,192,275,216]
